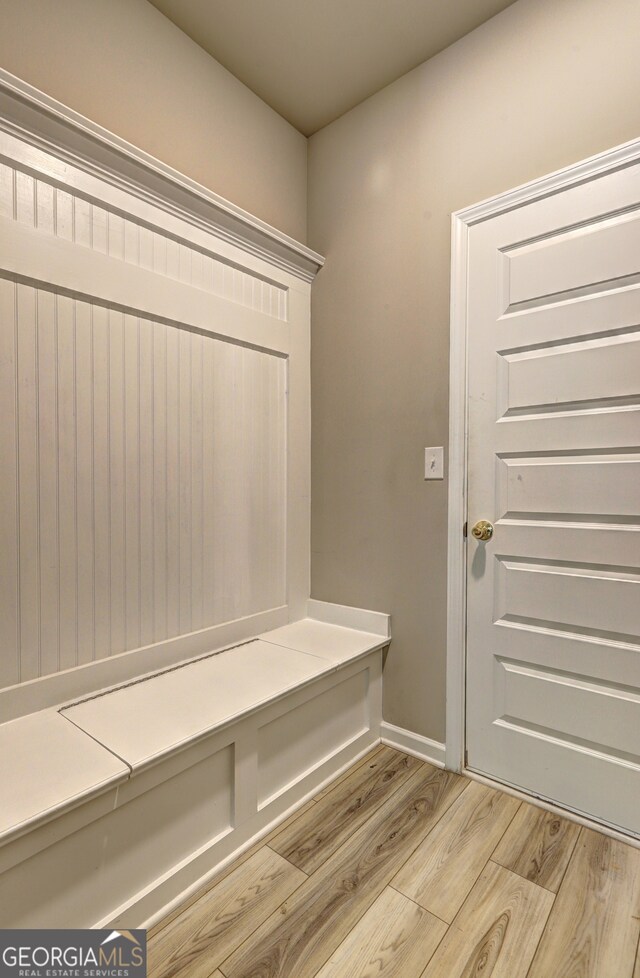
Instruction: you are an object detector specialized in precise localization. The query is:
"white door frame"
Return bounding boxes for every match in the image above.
[445,135,640,774]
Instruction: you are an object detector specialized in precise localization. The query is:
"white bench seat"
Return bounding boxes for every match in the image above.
[0,711,129,846]
[61,640,328,773]
[261,618,387,664]
[60,621,388,774]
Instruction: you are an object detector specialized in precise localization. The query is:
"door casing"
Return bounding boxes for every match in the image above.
[446,136,640,783]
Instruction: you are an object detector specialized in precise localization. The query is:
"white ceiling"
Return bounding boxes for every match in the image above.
[148,0,517,135]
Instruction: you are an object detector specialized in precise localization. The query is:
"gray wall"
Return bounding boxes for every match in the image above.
[308,0,640,742]
[0,0,307,241]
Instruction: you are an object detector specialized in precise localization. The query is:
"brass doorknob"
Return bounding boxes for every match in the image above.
[471,520,494,542]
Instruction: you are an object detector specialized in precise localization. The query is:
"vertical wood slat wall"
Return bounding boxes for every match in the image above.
[0,163,288,319]
[0,159,289,690]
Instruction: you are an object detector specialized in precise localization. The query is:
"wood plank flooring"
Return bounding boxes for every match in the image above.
[148,746,640,978]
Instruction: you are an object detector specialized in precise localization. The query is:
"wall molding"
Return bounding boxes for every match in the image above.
[446,134,640,774]
[380,721,445,769]
[0,69,324,283]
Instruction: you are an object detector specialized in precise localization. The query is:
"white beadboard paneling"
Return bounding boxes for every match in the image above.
[15,169,35,226]
[203,334,216,624]
[108,212,125,262]
[55,189,74,242]
[91,203,108,254]
[0,282,288,688]
[0,277,19,687]
[0,156,289,322]
[74,196,91,248]
[92,303,111,659]
[35,180,54,235]
[139,224,153,272]
[37,289,60,677]
[178,327,192,636]
[0,97,315,707]
[0,161,13,217]
[57,295,78,672]
[16,283,40,682]
[75,300,95,666]
[165,235,179,280]
[212,341,233,624]
[109,309,126,655]
[190,332,204,633]
[2,217,291,361]
[152,324,168,644]
[165,324,180,639]
[124,313,141,652]
[138,317,155,650]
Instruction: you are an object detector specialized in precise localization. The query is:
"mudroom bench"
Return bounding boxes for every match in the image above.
[0,603,389,929]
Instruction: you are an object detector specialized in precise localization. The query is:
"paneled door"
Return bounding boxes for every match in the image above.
[464,152,640,835]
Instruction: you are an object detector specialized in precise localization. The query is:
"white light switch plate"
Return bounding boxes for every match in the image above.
[424,446,444,480]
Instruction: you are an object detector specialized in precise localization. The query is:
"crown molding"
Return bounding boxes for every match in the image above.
[0,68,324,283]
[453,135,640,228]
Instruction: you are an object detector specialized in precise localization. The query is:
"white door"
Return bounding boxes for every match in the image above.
[464,153,640,836]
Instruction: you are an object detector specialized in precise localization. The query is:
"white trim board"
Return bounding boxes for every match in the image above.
[446,135,640,774]
[0,69,323,283]
[307,599,391,638]
[380,722,445,769]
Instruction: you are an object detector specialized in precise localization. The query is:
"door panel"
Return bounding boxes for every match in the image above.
[496,452,640,521]
[497,330,640,416]
[494,656,639,760]
[465,158,640,835]
[505,209,640,306]
[495,557,640,640]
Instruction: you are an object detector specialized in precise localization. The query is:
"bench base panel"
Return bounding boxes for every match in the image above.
[0,651,382,929]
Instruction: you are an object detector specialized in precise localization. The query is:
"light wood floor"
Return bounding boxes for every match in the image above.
[148,746,640,978]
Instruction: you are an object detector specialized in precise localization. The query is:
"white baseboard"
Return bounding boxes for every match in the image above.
[380,721,446,769]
